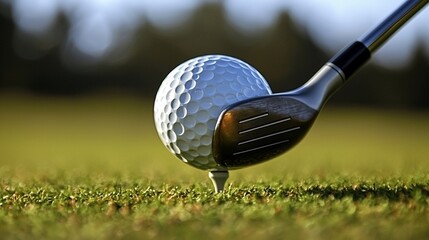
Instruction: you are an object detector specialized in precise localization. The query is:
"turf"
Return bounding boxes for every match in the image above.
[0,93,428,239]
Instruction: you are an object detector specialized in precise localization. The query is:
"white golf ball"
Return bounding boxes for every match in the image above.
[154,55,272,170]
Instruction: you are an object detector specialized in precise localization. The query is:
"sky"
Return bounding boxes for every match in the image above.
[2,0,429,68]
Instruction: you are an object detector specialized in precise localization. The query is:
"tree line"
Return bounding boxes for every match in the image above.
[0,4,428,108]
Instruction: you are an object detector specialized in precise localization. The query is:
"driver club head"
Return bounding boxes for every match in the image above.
[212,94,318,169]
[212,64,342,169]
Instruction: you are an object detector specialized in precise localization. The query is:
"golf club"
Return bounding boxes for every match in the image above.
[212,0,428,171]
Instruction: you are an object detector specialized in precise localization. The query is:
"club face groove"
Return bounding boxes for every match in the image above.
[213,95,318,169]
[238,117,291,134]
[238,113,269,124]
[237,126,301,146]
[233,139,290,156]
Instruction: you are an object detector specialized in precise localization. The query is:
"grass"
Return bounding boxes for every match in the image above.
[0,92,428,239]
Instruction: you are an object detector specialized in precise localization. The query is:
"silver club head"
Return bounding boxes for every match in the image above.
[212,64,342,169]
[213,95,318,169]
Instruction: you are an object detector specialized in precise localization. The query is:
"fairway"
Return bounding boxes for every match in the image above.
[0,93,428,239]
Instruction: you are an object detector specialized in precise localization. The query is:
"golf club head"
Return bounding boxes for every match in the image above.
[212,64,344,169]
[212,94,318,169]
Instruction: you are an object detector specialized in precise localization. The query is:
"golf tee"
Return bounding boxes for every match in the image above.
[208,170,229,193]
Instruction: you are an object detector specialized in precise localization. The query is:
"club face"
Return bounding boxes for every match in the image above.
[212,95,318,169]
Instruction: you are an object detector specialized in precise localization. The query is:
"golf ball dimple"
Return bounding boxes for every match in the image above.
[154,55,272,170]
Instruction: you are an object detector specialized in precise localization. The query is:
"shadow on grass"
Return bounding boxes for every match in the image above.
[224,180,429,202]
[290,184,429,201]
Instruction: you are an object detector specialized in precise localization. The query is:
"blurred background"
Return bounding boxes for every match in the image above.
[0,0,428,107]
[0,0,428,180]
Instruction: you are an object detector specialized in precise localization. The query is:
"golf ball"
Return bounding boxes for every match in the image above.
[154,55,272,170]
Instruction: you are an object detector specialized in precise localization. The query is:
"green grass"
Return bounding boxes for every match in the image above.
[0,92,429,239]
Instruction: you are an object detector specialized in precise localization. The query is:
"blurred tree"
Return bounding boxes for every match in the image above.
[0,3,427,108]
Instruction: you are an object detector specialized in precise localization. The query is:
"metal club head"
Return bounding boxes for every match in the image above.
[213,95,318,169]
[212,65,342,169]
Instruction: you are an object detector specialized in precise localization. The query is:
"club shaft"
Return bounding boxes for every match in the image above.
[296,0,428,110]
[330,0,428,79]
[360,0,428,53]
